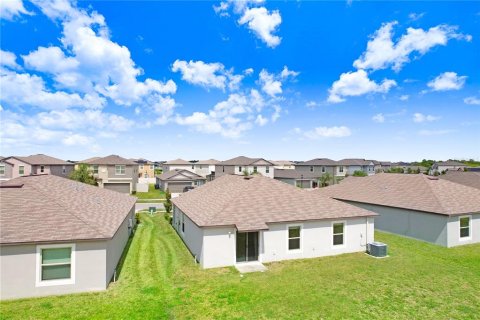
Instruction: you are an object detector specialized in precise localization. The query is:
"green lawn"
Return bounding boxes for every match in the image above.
[134,184,166,201]
[1,214,479,319]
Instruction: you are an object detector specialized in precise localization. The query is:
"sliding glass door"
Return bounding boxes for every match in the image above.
[236,232,259,262]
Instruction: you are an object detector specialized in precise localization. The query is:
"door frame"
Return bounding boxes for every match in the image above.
[235,231,259,263]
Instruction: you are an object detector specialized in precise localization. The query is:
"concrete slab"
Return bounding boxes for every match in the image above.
[235,261,267,273]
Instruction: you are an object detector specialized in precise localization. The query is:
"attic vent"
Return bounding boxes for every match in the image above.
[243,176,253,180]
[427,176,439,180]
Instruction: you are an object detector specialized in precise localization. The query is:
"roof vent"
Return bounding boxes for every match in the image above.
[427,176,439,180]
[243,176,253,180]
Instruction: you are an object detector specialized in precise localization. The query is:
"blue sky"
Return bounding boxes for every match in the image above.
[1,0,479,162]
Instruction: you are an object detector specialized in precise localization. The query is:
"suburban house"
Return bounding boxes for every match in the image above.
[274,169,319,188]
[171,175,376,269]
[429,160,467,175]
[0,154,74,180]
[319,174,480,247]
[335,159,375,177]
[295,158,337,178]
[161,158,193,173]
[271,160,295,170]
[215,156,275,179]
[156,169,206,194]
[192,159,220,181]
[132,158,156,181]
[439,171,480,190]
[83,155,139,194]
[0,174,136,300]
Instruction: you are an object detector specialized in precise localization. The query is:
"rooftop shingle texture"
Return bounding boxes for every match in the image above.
[336,159,373,166]
[172,175,376,231]
[195,159,220,165]
[85,155,135,165]
[439,171,480,190]
[0,175,136,244]
[274,169,319,179]
[296,158,337,166]
[219,156,273,166]
[318,173,480,216]
[158,169,205,181]
[14,154,71,165]
[164,158,191,165]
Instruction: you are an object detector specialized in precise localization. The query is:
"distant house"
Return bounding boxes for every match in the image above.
[319,174,480,247]
[271,160,295,170]
[0,174,136,300]
[192,159,220,181]
[335,159,375,177]
[130,158,156,184]
[429,161,466,175]
[0,154,74,180]
[156,169,206,194]
[439,171,480,190]
[295,158,337,178]
[215,156,275,179]
[83,155,138,194]
[162,158,193,173]
[274,169,319,188]
[172,175,376,269]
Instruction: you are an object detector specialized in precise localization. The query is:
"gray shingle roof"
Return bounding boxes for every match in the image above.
[164,158,191,165]
[274,169,319,179]
[85,155,135,165]
[439,171,480,190]
[157,169,205,181]
[296,158,337,166]
[219,156,274,166]
[336,159,373,166]
[0,175,136,244]
[172,175,376,231]
[195,159,220,165]
[318,173,480,216]
[13,154,71,165]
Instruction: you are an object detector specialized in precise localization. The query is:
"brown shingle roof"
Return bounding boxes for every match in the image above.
[219,156,274,166]
[274,169,319,179]
[439,171,480,190]
[13,154,71,165]
[85,155,135,165]
[0,175,136,244]
[336,158,373,166]
[164,158,191,165]
[195,159,220,165]
[157,169,205,181]
[318,173,480,216]
[172,175,376,231]
[296,158,337,166]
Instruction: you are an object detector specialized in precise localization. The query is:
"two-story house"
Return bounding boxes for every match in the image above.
[335,159,375,177]
[271,160,296,170]
[192,159,220,181]
[215,156,275,179]
[162,159,193,173]
[0,154,74,180]
[132,158,156,179]
[84,155,138,194]
[295,158,337,177]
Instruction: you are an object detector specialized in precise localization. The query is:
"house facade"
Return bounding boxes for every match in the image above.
[0,154,74,180]
[172,175,376,269]
[295,158,337,179]
[0,175,136,300]
[429,161,467,175]
[271,160,295,170]
[162,159,193,173]
[274,169,319,188]
[0,158,14,181]
[335,159,375,177]
[215,156,275,179]
[192,159,219,181]
[156,169,206,194]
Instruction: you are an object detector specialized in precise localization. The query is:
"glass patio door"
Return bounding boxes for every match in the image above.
[236,232,259,263]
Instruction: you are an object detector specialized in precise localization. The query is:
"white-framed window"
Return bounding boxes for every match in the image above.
[92,165,99,174]
[36,243,75,287]
[253,166,258,173]
[310,166,314,172]
[321,166,326,173]
[332,221,345,246]
[459,216,471,240]
[239,166,242,173]
[19,165,25,175]
[266,166,270,173]
[0,164,5,175]
[40,165,45,173]
[287,225,302,251]
[339,166,344,173]
[115,165,126,175]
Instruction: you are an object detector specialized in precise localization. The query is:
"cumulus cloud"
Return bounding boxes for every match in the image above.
[413,113,440,123]
[258,66,298,97]
[464,96,480,105]
[0,50,21,69]
[399,95,409,101]
[372,113,385,123]
[0,0,32,20]
[426,72,467,91]
[328,70,396,103]
[418,129,455,136]
[62,133,93,146]
[353,21,472,72]
[294,126,352,139]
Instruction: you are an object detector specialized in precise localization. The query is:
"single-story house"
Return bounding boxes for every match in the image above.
[172,175,376,269]
[439,171,480,190]
[156,169,206,194]
[274,169,319,188]
[429,160,466,175]
[319,173,480,247]
[0,174,136,300]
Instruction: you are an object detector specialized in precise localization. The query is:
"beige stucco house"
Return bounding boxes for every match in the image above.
[0,174,136,300]
[215,156,275,179]
[0,154,74,180]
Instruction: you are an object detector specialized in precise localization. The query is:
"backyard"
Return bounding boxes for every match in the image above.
[135,184,166,202]
[1,214,479,319]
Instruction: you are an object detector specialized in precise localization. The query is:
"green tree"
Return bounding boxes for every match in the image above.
[352,170,367,177]
[69,164,97,185]
[318,172,332,187]
[164,188,172,213]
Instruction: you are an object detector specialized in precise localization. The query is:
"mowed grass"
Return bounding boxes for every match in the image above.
[1,214,479,319]
[135,184,166,201]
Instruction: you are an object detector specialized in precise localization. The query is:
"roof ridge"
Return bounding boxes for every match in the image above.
[423,175,451,214]
[205,176,247,225]
[29,176,110,238]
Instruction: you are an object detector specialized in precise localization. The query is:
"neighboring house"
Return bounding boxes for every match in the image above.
[271,160,295,170]
[274,169,319,188]
[192,159,219,181]
[133,158,155,179]
[0,157,14,181]
[74,157,100,170]
[295,158,337,178]
[156,169,206,194]
[171,175,376,269]
[335,159,375,177]
[215,156,275,179]
[319,174,480,247]
[84,155,139,194]
[162,158,193,173]
[429,161,467,175]
[1,154,74,180]
[439,171,480,190]
[0,174,136,300]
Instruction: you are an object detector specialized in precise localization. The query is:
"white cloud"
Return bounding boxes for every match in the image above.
[295,126,352,139]
[328,70,396,103]
[426,72,467,91]
[258,66,298,97]
[62,133,92,146]
[22,46,79,74]
[255,114,268,126]
[413,112,440,123]
[280,66,299,79]
[0,0,32,20]
[464,96,480,105]
[372,113,385,123]
[408,12,425,21]
[0,50,20,69]
[399,95,409,101]
[238,7,282,48]
[244,68,254,75]
[353,21,471,72]
[172,60,226,90]
[306,101,318,108]
[419,129,455,136]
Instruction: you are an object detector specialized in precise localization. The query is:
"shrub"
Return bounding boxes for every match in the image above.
[352,170,367,177]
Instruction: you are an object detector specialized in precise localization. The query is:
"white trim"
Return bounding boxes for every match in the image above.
[459,215,472,241]
[115,165,126,175]
[286,223,303,253]
[332,220,346,249]
[36,243,76,287]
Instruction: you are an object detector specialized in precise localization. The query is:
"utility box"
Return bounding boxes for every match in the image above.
[367,242,387,258]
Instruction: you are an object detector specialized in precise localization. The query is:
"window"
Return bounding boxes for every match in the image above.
[192,164,194,170]
[333,222,345,246]
[310,166,314,172]
[36,244,75,286]
[288,226,301,251]
[222,166,225,172]
[339,166,344,173]
[40,166,45,173]
[181,213,185,233]
[253,166,258,173]
[62,166,66,174]
[322,166,326,173]
[0,164,5,175]
[92,165,99,174]
[460,216,471,239]
[19,165,25,175]
[139,165,144,170]
[150,165,154,170]
[239,166,242,173]
[266,166,270,173]
[115,165,126,175]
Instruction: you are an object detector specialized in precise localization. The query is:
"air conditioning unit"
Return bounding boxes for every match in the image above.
[367,242,387,258]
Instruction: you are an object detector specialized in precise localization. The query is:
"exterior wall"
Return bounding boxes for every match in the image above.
[162,164,193,173]
[0,241,107,300]
[446,213,480,247]
[202,226,236,268]
[296,180,313,188]
[274,178,296,186]
[173,206,204,263]
[32,164,74,177]
[138,164,155,179]
[95,165,138,193]
[4,158,31,179]
[0,161,13,181]
[214,165,235,178]
[296,165,335,177]
[345,202,450,246]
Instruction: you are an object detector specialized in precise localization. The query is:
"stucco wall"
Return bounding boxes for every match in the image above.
[0,241,107,300]
[296,165,335,177]
[214,165,235,178]
[202,227,236,268]
[0,162,13,180]
[5,158,31,179]
[274,178,296,186]
[446,213,480,247]
[173,206,204,263]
